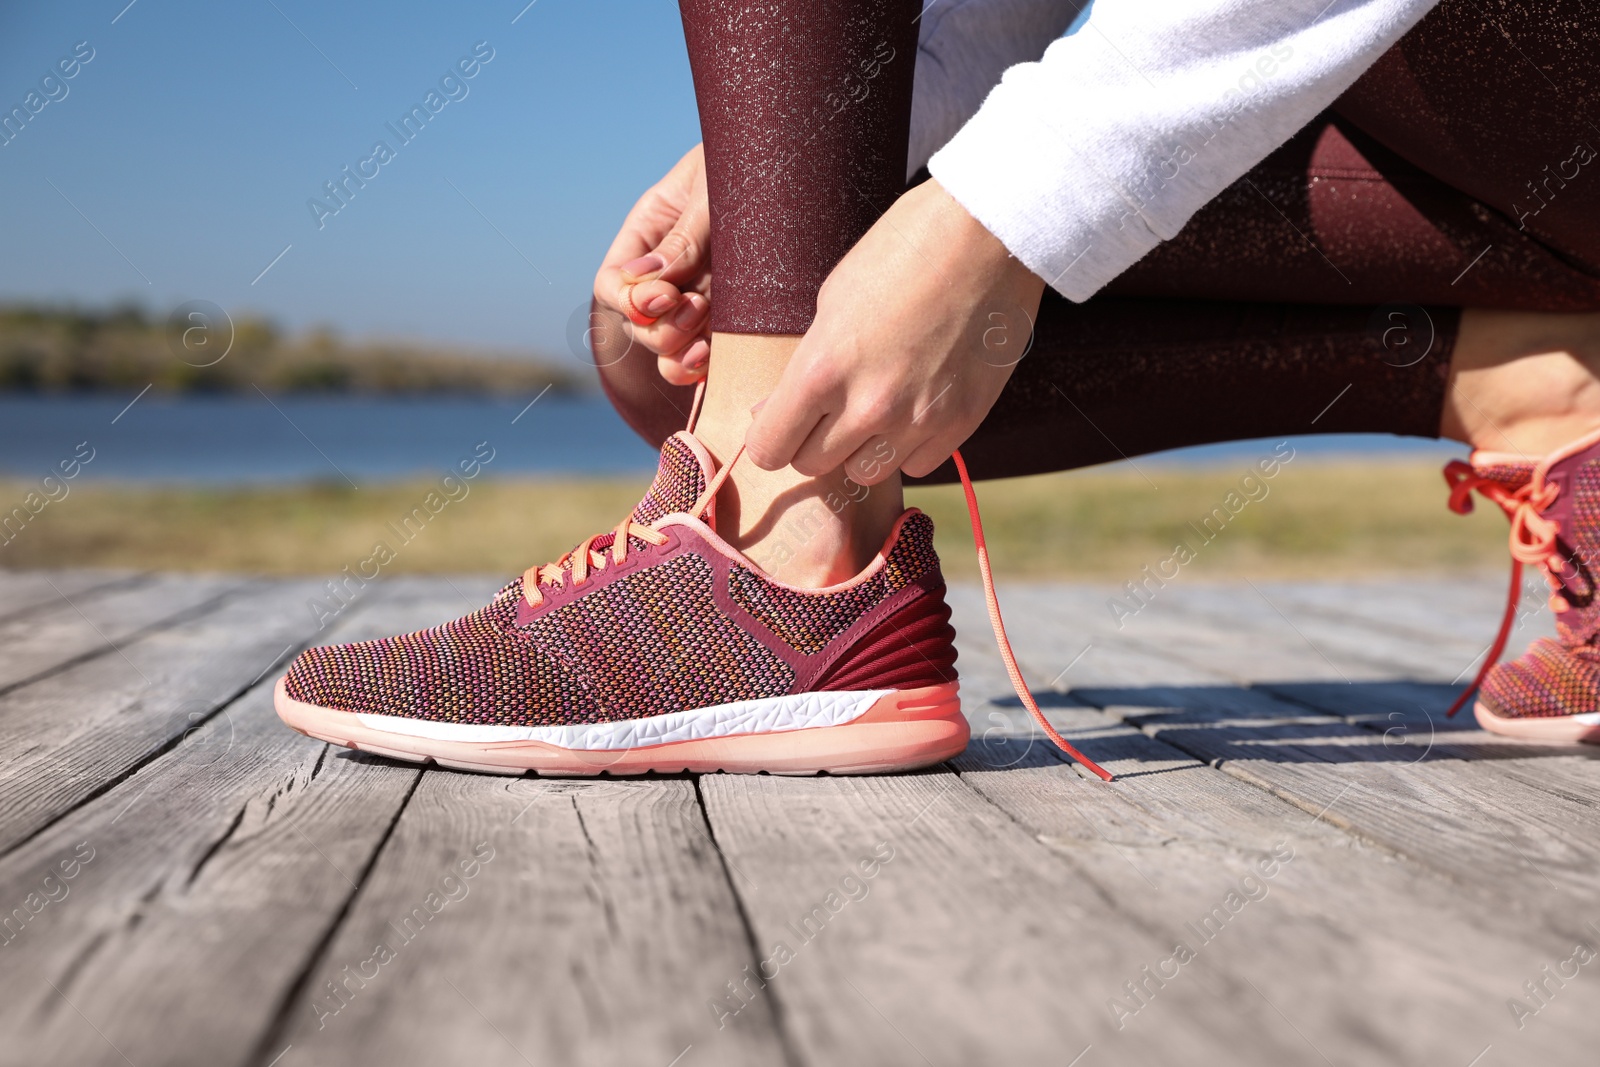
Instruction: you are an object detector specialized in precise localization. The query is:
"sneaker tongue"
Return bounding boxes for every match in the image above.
[631,431,716,525]
[1471,453,1536,492]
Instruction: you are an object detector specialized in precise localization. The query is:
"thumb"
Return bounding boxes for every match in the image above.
[650,188,710,286]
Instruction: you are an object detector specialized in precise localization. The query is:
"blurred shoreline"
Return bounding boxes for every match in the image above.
[0,302,587,396]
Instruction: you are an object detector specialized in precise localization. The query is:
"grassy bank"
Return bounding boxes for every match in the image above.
[0,457,1506,580]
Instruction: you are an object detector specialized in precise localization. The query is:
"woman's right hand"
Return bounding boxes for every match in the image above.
[592,145,713,385]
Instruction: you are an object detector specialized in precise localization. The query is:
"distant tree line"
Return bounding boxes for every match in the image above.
[0,303,589,395]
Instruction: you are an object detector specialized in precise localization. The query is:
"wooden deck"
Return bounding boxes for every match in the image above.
[2,568,1597,1067]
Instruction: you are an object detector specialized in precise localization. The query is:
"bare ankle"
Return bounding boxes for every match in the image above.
[1441,308,1600,455]
[693,332,904,587]
[737,470,903,585]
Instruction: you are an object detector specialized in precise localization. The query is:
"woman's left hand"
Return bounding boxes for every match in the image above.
[744,179,1046,485]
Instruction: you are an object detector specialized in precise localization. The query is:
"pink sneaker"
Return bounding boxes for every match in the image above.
[274,431,969,775]
[1445,427,1600,741]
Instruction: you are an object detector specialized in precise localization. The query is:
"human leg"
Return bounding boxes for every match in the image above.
[676,0,921,584]
[274,0,977,776]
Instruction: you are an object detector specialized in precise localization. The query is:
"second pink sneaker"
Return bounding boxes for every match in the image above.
[274,431,967,775]
[1445,426,1600,741]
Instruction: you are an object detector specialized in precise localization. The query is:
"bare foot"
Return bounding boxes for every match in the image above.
[1441,309,1600,456]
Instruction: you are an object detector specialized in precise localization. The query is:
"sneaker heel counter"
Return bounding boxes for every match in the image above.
[815,582,959,692]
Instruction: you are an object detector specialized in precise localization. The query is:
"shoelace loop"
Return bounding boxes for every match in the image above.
[1446,460,1563,571]
[522,517,670,608]
[520,441,736,610]
[1442,459,1571,717]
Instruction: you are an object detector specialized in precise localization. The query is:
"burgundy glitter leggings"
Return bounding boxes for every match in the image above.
[602,0,1600,481]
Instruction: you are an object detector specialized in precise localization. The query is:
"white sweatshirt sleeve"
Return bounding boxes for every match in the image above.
[908,0,1081,176]
[923,0,1441,301]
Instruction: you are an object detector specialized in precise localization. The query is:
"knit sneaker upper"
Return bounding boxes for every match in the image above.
[1451,431,1600,720]
[283,431,956,727]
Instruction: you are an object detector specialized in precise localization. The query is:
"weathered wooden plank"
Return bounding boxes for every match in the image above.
[1138,593,1600,808]
[1030,581,1440,684]
[0,572,242,696]
[944,584,1231,693]
[956,728,1600,1064]
[966,578,1600,922]
[1154,584,1486,680]
[1129,579,1556,686]
[269,774,788,1067]
[699,764,1352,1066]
[964,577,1600,780]
[0,581,486,1067]
[0,578,332,855]
[961,576,1554,691]
[1260,679,1596,761]
[1261,575,1549,648]
[0,569,142,625]
[949,596,1600,1065]
[1079,686,1600,909]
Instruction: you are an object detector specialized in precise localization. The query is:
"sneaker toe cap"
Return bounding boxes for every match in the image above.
[1481,637,1600,720]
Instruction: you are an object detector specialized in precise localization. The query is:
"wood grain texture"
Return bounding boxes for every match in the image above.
[3,570,1598,1067]
[0,579,328,855]
[0,581,490,1067]
[270,773,788,1067]
[952,577,1556,691]
[699,765,1344,1067]
[947,602,1600,1065]
[1107,695,1600,907]
[0,572,242,695]
[0,569,141,626]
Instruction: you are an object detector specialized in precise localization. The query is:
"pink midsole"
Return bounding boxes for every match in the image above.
[1474,700,1600,743]
[273,677,968,776]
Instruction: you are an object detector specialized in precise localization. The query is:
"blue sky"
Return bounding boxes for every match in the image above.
[0,0,702,357]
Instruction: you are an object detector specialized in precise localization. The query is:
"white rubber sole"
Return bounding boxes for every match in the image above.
[1474,699,1600,743]
[274,676,968,776]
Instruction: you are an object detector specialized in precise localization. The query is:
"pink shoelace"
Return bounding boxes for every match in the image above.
[520,442,737,608]
[1442,458,1571,717]
[516,435,1115,781]
[952,451,1114,781]
[521,518,671,608]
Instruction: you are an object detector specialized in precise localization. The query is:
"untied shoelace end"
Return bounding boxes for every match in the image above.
[952,450,1115,782]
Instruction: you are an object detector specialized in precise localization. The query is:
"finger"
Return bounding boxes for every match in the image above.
[593,192,683,306]
[618,252,668,284]
[658,338,709,386]
[746,365,838,472]
[841,434,906,487]
[619,278,684,323]
[900,433,962,479]
[594,212,665,305]
[789,410,874,479]
[632,292,709,356]
[664,289,709,336]
[681,337,710,372]
[584,298,645,372]
[652,176,711,285]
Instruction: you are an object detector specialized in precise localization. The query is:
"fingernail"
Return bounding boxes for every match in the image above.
[621,253,666,278]
[644,293,676,316]
[683,340,709,369]
[749,398,768,415]
[673,296,703,330]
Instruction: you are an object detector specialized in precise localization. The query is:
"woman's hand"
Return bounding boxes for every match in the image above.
[593,145,713,385]
[745,179,1045,483]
